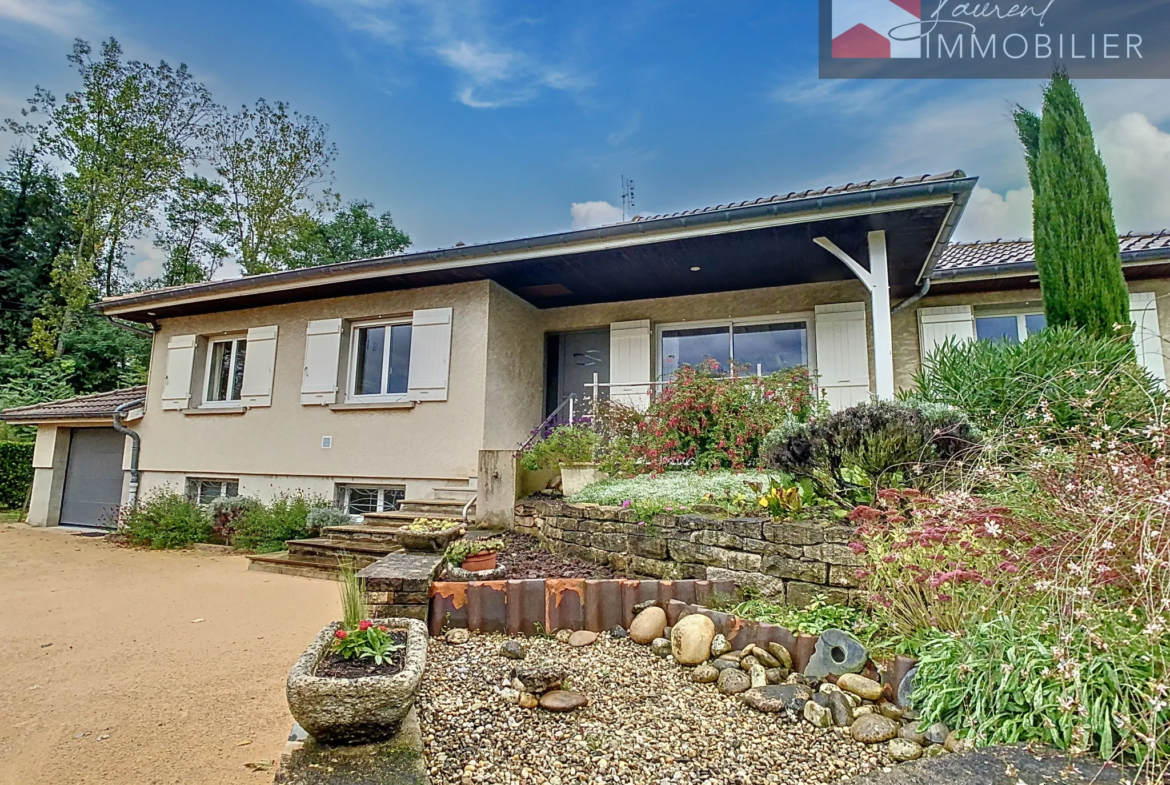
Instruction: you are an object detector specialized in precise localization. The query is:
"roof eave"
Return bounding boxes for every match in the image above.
[97,174,978,320]
[935,248,1170,283]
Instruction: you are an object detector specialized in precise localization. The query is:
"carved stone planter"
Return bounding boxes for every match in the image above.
[286,617,428,745]
[395,525,464,552]
[560,463,608,496]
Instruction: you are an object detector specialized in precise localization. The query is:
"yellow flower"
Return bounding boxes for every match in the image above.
[758,497,769,508]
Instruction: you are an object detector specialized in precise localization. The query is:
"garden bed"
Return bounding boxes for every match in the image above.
[315,631,408,679]
[495,531,631,579]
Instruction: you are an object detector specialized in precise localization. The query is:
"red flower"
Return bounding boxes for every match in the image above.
[378,625,389,632]
[335,629,348,640]
[358,620,373,631]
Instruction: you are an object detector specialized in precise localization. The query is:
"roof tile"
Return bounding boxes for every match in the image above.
[1,386,147,423]
[938,231,1170,274]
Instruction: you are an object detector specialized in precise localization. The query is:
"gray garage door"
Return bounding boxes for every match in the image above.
[60,428,126,528]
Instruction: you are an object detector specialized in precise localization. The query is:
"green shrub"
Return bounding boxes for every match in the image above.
[120,488,213,548]
[570,470,770,520]
[910,326,1161,439]
[519,424,597,471]
[205,495,261,544]
[762,400,979,504]
[232,493,329,553]
[731,595,878,641]
[630,364,817,472]
[912,611,1168,767]
[307,506,352,531]
[0,441,34,508]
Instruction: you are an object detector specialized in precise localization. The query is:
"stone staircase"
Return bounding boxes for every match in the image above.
[246,486,477,580]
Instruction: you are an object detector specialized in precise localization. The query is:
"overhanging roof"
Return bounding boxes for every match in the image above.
[98,172,976,322]
[0,386,146,424]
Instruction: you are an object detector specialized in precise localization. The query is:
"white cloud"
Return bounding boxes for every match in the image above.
[1098,112,1170,232]
[0,0,96,37]
[570,200,624,230]
[310,0,589,109]
[953,185,1033,241]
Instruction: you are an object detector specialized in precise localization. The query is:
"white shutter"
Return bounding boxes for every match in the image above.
[917,305,975,363]
[814,302,871,410]
[1131,292,1167,387]
[407,307,453,402]
[301,318,343,405]
[239,325,278,407]
[160,334,197,411]
[610,319,652,410]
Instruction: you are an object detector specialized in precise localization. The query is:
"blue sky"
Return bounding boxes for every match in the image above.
[2,0,1169,280]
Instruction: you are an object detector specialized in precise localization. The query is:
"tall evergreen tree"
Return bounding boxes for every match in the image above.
[1013,72,1129,338]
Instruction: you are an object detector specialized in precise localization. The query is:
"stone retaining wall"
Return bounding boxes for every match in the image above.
[513,497,864,606]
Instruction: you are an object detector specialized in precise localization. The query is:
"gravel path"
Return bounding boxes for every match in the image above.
[418,632,891,785]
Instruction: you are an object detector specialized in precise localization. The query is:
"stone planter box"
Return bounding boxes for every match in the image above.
[560,463,608,496]
[395,525,464,552]
[286,617,428,745]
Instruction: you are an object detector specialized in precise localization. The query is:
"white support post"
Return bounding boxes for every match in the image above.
[867,230,894,400]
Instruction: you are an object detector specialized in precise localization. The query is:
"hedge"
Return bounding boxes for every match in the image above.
[0,441,35,509]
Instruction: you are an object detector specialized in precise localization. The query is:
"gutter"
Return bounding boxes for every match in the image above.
[97,174,978,317]
[112,399,145,507]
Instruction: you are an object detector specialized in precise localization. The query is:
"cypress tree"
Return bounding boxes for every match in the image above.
[1014,72,1129,338]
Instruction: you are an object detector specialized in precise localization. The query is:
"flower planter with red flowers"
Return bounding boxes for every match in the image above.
[286,617,428,745]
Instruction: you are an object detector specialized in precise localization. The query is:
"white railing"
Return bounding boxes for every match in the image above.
[583,365,770,404]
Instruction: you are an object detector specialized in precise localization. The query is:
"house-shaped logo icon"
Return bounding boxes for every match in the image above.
[832,0,922,58]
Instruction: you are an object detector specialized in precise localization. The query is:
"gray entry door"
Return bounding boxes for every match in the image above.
[60,428,126,528]
[560,330,609,408]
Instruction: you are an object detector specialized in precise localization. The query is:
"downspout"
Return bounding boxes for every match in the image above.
[891,277,931,314]
[112,398,145,507]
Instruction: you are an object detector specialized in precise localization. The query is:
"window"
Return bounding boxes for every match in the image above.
[349,320,413,399]
[204,336,247,403]
[340,485,405,516]
[187,478,240,505]
[975,311,1046,344]
[660,318,809,379]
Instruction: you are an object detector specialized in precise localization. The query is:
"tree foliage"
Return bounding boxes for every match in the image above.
[288,200,409,268]
[1014,72,1129,339]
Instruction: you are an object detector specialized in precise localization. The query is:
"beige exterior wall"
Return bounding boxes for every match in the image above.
[893,279,1170,390]
[481,284,544,451]
[135,280,495,500]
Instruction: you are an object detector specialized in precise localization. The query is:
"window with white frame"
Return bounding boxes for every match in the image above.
[348,319,413,400]
[204,336,247,404]
[659,317,810,379]
[974,310,1046,344]
[339,485,405,516]
[187,478,240,504]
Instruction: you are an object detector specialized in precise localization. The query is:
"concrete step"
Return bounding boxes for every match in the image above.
[323,524,403,543]
[360,511,474,524]
[246,552,344,581]
[286,537,399,567]
[432,487,477,502]
[398,499,473,515]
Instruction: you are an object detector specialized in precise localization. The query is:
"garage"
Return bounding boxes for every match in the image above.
[60,428,127,528]
[0,386,145,528]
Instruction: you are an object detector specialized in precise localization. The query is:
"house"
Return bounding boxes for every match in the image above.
[4,171,1167,536]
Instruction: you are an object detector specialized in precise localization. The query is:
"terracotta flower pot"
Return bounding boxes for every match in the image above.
[460,550,498,572]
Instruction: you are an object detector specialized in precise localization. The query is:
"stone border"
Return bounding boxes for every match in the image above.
[514,497,864,605]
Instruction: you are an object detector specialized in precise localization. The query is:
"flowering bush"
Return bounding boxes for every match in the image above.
[206,495,261,544]
[118,488,212,549]
[331,620,403,665]
[518,424,597,471]
[569,471,770,520]
[630,363,816,472]
[850,489,1033,636]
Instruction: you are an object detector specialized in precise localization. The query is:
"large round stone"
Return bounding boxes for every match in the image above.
[568,630,599,647]
[804,699,832,728]
[538,690,588,712]
[691,664,720,684]
[850,714,900,744]
[512,664,566,694]
[752,647,781,669]
[766,642,794,671]
[804,628,868,680]
[828,690,853,727]
[717,668,751,695]
[838,673,884,701]
[889,737,923,762]
[629,606,668,644]
[671,613,716,665]
[650,637,672,658]
[710,634,731,658]
[925,721,951,745]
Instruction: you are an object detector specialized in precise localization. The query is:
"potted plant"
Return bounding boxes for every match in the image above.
[394,517,465,552]
[286,564,428,745]
[445,537,505,572]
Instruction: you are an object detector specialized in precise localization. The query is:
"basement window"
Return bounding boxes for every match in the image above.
[339,485,406,516]
[187,478,240,505]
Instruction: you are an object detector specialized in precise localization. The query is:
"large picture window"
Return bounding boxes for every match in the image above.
[350,320,413,399]
[660,318,810,379]
[204,336,247,403]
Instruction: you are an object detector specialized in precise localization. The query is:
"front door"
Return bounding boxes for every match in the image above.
[544,330,610,422]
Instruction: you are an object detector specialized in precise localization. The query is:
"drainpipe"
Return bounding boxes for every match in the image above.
[891,277,931,314]
[112,398,146,507]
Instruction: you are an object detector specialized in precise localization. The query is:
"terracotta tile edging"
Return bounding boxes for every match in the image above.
[428,577,918,705]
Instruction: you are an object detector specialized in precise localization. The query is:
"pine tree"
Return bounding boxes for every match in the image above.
[1013,72,1129,338]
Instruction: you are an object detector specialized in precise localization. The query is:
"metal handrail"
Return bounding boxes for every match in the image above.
[462,494,477,523]
[519,394,578,451]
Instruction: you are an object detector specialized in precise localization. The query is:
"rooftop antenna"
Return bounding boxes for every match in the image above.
[621,176,635,221]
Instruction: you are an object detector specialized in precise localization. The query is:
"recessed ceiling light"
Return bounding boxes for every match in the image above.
[690,266,701,272]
